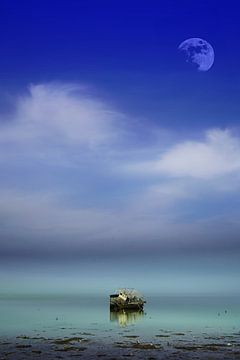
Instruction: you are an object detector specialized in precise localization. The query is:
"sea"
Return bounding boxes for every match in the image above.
[0,293,239,340]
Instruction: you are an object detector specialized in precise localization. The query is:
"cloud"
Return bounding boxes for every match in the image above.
[0,83,124,152]
[0,83,240,258]
[1,187,240,258]
[126,129,240,179]
[0,188,182,255]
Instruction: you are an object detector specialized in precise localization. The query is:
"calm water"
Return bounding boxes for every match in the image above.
[0,294,239,339]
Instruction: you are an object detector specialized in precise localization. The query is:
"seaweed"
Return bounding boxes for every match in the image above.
[123,335,140,338]
[15,344,32,349]
[114,341,161,350]
[155,334,170,338]
[53,337,89,345]
[54,346,87,352]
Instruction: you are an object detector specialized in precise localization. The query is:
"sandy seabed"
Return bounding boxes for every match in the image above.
[1,330,240,360]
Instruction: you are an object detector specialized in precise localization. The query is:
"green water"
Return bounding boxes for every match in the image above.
[0,294,239,339]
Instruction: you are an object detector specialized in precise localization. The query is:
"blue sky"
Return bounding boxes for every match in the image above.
[0,0,240,132]
[0,0,240,286]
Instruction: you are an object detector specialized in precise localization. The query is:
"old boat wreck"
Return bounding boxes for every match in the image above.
[110,288,146,311]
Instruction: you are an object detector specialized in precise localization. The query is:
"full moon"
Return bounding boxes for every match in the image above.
[178,38,214,72]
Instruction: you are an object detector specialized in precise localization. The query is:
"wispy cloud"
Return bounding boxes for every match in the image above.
[0,83,240,257]
[0,83,125,169]
[125,129,240,179]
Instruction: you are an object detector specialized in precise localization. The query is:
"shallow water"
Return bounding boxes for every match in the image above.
[0,294,239,339]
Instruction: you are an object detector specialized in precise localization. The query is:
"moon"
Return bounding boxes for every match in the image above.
[178,38,214,72]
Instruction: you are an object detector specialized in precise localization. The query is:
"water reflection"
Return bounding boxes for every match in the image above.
[110,309,145,327]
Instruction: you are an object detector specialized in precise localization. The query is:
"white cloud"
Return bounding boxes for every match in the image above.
[0,83,124,149]
[0,83,240,254]
[1,186,240,257]
[127,129,240,179]
[0,188,180,250]
[0,189,115,239]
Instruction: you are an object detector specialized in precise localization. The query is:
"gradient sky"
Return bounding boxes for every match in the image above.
[0,1,240,294]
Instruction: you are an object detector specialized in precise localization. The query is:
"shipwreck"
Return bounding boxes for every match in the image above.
[110,288,146,311]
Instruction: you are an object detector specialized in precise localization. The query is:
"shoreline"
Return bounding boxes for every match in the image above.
[1,330,240,359]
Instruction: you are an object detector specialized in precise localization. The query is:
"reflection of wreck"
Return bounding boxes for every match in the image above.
[110,309,144,327]
[110,288,146,311]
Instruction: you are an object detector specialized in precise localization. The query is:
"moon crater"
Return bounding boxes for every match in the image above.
[178,38,214,72]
